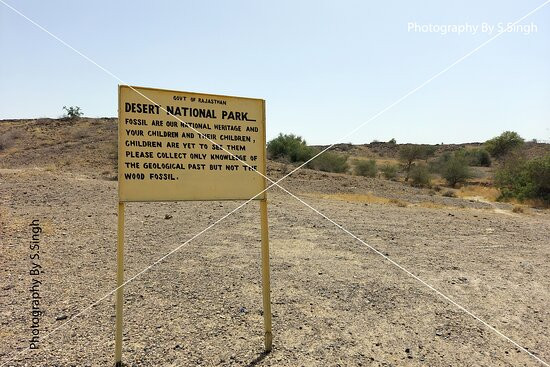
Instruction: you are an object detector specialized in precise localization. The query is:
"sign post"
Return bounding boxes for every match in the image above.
[115,202,124,366]
[115,85,271,365]
[260,198,272,351]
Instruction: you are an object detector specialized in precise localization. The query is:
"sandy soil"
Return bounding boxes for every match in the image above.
[1,162,549,366]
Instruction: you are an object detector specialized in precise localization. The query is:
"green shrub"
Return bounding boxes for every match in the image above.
[267,133,315,162]
[380,164,398,180]
[460,148,491,167]
[485,131,524,158]
[308,151,349,173]
[399,145,436,180]
[409,163,431,187]
[495,154,550,205]
[429,151,451,173]
[441,155,472,187]
[354,159,377,177]
[62,106,83,120]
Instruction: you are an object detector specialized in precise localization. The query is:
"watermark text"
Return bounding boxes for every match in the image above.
[407,22,538,36]
[29,219,43,350]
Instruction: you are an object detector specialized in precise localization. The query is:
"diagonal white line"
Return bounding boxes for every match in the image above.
[1,0,549,366]
[0,0,266,179]
[263,0,550,188]
[0,194,263,367]
[271,184,550,367]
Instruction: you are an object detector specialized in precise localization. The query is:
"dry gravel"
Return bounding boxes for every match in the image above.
[1,165,549,366]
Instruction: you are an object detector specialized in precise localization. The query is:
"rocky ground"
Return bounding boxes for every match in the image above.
[1,164,549,366]
[1,118,549,366]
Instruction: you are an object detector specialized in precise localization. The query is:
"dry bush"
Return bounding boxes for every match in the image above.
[280,163,289,175]
[410,164,431,187]
[380,164,398,180]
[102,170,118,181]
[44,163,57,172]
[0,129,23,151]
[512,205,524,213]
[417,201,445,209]
[388,198,407,207]
[442,190,456,198]
[71,127,90,139]
[457,185,500,202]
[354,159,377,177]
[107,140,118,172]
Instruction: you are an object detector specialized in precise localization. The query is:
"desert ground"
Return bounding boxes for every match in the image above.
[1,118,549,366]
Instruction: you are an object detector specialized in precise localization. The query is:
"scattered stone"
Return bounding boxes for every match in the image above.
[164,214,173,219]
[56,314,68,321]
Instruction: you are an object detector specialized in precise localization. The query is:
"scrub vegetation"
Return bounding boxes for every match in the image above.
[266,130,549,207]
[353,159,377,177]
[267,133,348,173]
[62,105,84,120]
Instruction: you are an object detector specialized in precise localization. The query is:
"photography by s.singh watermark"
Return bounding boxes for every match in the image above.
[407,22,539,36]
[29,219,44,350]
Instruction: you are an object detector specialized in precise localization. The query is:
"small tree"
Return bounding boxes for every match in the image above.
[354,159,377,177]
[62,106,83,120]
[399,145,436,180]
[441,155,472,187]
[267,133,315,162]
[485,131,524,158]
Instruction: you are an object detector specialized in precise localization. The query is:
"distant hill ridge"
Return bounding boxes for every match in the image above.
[1,118,548,179]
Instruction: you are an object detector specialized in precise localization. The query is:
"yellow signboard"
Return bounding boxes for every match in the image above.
[115,85,272,366]
[118,85,266,202]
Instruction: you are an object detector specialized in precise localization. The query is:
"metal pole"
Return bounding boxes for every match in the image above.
[260,198,272,352]
[115,201,125,366]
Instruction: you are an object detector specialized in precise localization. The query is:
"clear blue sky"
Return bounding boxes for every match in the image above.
[1,0,549,144]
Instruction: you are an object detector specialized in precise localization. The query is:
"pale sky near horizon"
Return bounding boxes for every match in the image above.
[1,0,549,144]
